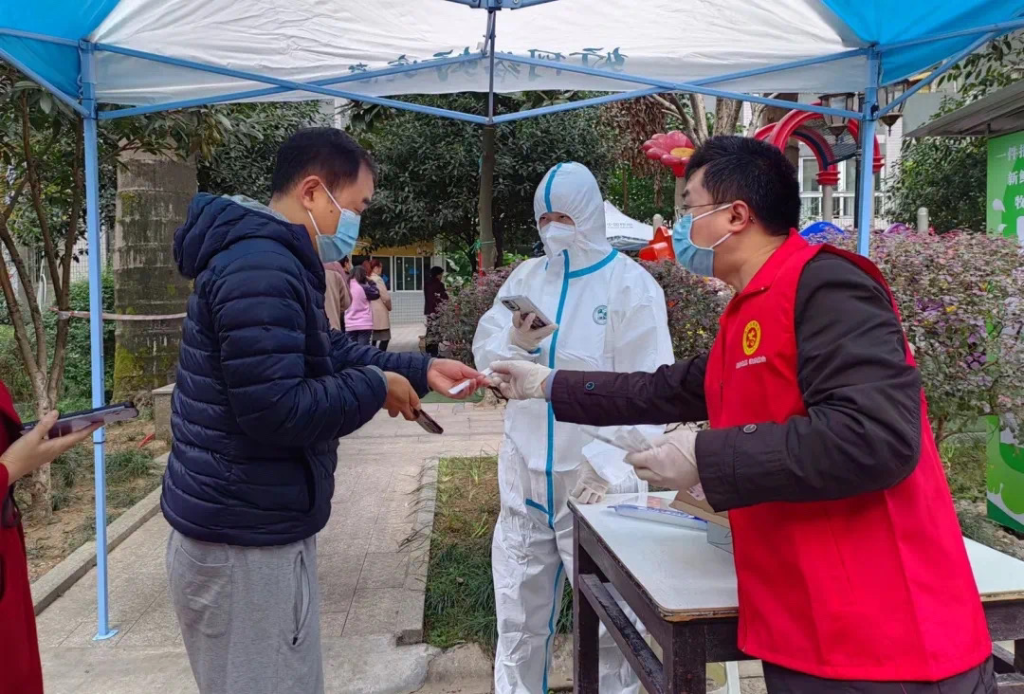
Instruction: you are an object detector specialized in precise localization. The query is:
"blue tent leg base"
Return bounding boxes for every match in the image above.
[93,628,119,641]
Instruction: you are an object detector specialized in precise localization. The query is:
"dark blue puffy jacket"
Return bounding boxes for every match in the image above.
[161,194,431,546]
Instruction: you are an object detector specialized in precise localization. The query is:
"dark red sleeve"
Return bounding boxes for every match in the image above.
[0,463,8,506]
[550,356,709,427]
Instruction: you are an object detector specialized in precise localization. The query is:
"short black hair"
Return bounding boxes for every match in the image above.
[686,136,800,236]
[271,127,378,196]
[430,266,445,279]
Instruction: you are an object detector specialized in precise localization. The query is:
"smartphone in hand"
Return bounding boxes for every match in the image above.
[501,296,553,330]
[21,402,139,438]
[414,408,444,435]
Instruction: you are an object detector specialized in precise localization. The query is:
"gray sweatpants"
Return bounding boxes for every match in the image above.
[166,529,323,694]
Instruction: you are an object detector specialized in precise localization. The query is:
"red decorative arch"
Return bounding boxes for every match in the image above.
[763,107,884,174]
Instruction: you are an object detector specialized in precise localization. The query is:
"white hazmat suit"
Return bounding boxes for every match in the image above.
[473,163,674,694]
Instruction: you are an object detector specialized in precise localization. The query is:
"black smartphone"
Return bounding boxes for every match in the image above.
[21,402,139,438]
[413,408,444,435]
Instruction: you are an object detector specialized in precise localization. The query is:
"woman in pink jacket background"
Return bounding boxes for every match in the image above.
[345,266,377,345]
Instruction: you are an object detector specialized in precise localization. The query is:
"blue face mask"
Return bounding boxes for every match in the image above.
[672,205,732,277]
[308,184,361,263]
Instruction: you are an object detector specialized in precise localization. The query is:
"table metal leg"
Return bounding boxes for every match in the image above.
[665,622,708,694]
[574,520,600,694]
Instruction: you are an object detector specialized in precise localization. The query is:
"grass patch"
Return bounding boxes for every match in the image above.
[425,456,572,650]
[942,432,987,503]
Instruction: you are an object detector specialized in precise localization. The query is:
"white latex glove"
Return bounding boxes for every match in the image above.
[489,361,552,400]
[571,460,610,505]
[511,312,558,353]
[624,428,700,491]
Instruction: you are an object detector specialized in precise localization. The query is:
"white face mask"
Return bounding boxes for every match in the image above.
[540,221,576,259]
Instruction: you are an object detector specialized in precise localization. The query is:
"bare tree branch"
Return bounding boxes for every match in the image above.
[20,95,63,303]
[0,244,42,386]
[48,120,84,402]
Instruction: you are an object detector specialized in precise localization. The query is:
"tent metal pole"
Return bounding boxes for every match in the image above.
[442,0,561,8]
[0,28,79,46]
[98,54,482,120]
[496,53,862,120]
[693,48,867,88]
[486,10,497,123]
[492,86,663,124]
[79,40,116,641]
[878,31,997,117]
[857,49,880,257]
[0,45,89,117]
[876,18,1024,51]
[91,42,489,124]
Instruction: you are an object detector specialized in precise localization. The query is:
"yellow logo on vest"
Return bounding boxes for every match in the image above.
[742,320,762,356]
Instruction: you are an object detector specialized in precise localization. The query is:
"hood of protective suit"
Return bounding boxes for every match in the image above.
[533,163,613,269]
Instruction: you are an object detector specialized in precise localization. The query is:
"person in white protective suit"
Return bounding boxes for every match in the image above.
[473,162,674,694]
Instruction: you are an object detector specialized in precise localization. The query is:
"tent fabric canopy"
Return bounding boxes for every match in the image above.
[3,0,1022,109]
[604,200,653,247]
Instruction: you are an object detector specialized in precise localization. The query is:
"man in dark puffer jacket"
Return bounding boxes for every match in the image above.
[162,128,484,694]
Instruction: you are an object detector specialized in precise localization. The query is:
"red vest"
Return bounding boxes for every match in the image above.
[704,234,991,681]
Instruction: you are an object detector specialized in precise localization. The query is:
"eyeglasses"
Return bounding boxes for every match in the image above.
[678,202,730,216]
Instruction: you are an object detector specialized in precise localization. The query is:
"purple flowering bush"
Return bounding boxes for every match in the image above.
[828,231,1024,442]
[426,265,519,366]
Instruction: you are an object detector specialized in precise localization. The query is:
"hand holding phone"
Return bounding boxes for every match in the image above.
[501,296,553,330]
[414,408,444,435]
[383,372,420,420]
[21,402,139,438]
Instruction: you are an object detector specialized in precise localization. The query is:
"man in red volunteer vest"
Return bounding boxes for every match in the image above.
[490,136,995,692]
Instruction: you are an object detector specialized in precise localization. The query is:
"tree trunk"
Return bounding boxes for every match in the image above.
[112,148,196,403]
[715,98,744,137]
[654,169,662,209]
[477,125,497,271]
[688,94,711,146]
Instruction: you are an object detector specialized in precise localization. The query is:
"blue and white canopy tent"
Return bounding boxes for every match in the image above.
[2,0,1022,639]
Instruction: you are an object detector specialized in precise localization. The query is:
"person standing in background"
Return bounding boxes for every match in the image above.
[323,256,351,332]
[369,259,392,351]
[424,266,448,317]
[346,265,377,345]
[423,266,449,357]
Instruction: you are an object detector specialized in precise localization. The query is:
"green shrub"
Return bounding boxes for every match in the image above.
[0,326,34,405]
[0,273,115,411]
[49,273,115,403]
